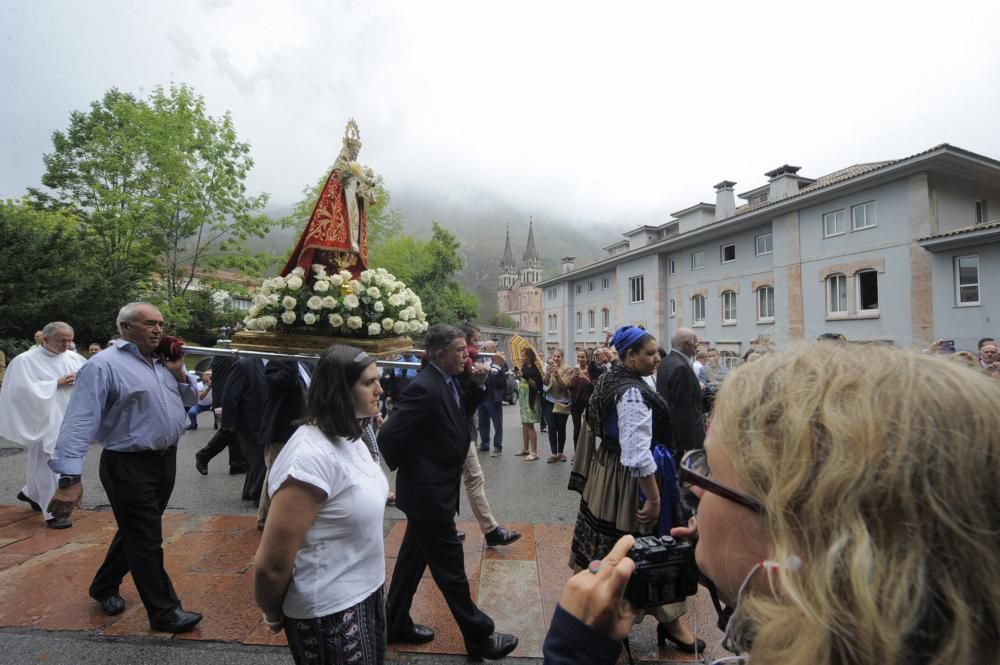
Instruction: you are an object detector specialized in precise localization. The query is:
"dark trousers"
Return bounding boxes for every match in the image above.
[195,428,246,471]
[239,432,266,503]
[90,447,180,622]
[540,399,553,431]
[386,518,493,644]
[570,409,584,452]
[477,399,503,451]
[285,587,386,665]
[547,411,569,454]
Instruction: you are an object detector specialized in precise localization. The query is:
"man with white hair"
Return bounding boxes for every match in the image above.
[655,327,705,456]
[0,322,86,529]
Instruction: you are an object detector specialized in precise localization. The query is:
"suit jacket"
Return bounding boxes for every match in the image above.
[220,358,266,442]
[259,360,312,447]
[210,355,234,410]
[378,364,486,524]
[655,350,705,455]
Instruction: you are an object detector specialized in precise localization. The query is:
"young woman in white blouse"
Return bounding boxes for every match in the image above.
[254,345,389,665]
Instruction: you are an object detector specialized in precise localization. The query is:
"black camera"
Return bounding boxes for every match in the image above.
[625,535,699,608]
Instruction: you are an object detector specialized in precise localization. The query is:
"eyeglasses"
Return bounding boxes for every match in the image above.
[679,449,765,515]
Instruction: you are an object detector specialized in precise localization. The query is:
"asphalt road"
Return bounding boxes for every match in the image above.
[0,403,576,664]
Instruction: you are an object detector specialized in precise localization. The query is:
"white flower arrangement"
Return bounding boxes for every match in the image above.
[243,263,430,338]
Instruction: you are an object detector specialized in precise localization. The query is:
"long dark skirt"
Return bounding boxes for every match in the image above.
[284,586,386,665]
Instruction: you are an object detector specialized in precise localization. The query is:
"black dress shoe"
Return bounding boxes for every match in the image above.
[456,529,466,541]
[150,607,203,633]
[465,632,518,660]
[484,526,521,548]
[229,465,247,475]
[387,623,435,644]
[16,491,42,512]
[194,457,208,476]
[90,593,126,616]
[46,517,72,529]
[656,622,706,653]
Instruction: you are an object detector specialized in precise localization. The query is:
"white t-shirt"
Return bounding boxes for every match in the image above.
[268,425,389,619]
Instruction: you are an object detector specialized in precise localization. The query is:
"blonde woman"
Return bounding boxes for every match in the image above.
[543,349,573,462]
[545,343,1000,665]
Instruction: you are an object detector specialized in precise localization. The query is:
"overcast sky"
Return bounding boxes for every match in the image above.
[3,0,999,230]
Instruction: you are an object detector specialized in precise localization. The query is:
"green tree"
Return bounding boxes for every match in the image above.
[483,312,517,328]
[0,200,133,357]
[29,84,274,305]
[372,222,478,326]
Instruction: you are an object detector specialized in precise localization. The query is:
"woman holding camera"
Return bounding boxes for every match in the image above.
[548,342,1000,665]
[254,345,389,665]
[568,325,702,653]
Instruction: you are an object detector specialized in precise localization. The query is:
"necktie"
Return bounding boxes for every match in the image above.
[449,380,461,408]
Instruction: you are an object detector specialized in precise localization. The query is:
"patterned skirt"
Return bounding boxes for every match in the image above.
[284,586,386,665]
[518,381,540,424]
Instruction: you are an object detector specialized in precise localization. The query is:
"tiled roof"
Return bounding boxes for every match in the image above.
[918,219,1000,241]
[797,161,896,194]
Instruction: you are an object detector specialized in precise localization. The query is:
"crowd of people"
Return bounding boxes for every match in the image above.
[1,306,998,665]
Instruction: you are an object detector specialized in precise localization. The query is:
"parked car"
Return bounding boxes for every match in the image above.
[504,372,519,405]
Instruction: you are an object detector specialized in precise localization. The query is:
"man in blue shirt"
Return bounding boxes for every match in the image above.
[47,302,203,633]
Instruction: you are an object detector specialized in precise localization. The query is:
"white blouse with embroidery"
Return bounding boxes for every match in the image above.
[615,387,657,478]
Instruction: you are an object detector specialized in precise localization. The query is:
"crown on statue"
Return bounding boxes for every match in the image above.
[344,119,362,150]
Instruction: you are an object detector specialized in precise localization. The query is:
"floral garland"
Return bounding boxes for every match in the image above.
[243,264,429,337]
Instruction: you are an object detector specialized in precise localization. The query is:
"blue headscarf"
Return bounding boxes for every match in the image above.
[611,325,647,356]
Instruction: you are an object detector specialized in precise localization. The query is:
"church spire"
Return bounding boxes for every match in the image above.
[522,216,539,267]
[501,225,515,269]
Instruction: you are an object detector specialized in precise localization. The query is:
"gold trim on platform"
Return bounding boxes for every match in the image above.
[231,331,414,359]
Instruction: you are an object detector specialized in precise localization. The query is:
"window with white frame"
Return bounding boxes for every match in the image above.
[548,314,558,331]
[755,233,773,255]
[601,277,610,289]
[587,310,595,330]
[955,255,980,305]
[756,286,775,321]
[721,290,737,323]
[669,298,676,317]
[232,298,252,311]
[691,251,705,270]
[852,201,876,230]
[629,276,645,303]
[601,308,610,329]
[588,281,594,292]
[576,311,582,331]
[856,270,879,313]
[976,200,990,224]
[827,274,848,315]
[721,244,736,264]
[823,209,846,237]
[547,288,557,300]
[669,259,677,274]
[692,294,706,325]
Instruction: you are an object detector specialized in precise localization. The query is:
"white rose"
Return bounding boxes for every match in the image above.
[399,307,412,321]
[347,316,363,330]
[307,295,323,310]
[366,286,381,299]
[373,301,384,313]
[292,266,305,277]
[268,277,284,290]
[328,313,344,327]
[262,316,278,329]
[268,294,279,306]
[303,312,318,325]
[330,274,343,287]
[286,276,303,291]
[311,263,326,275]
[282,296,297,310]
[344,294,359,309]
[374,275,385,287]
[281,311,296,325]
[417,310,427,322]
[360,269,374,280]
[394,321,408,335]
[382,317,394,330]
[322,296,337,308]
[243,318,257,330]
[368,323,382,336]
[349,280,363,294]
[339,270,352,281]
[248,305,260,318]
[388,294,404,307]
[376,267,388,276]
[408,320,422,333]
[314,280,330,293]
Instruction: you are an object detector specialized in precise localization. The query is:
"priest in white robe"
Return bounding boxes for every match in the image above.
[0,322,86,528]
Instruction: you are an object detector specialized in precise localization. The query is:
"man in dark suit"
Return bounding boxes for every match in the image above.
[194,354,247,475]
[256,359,312,529]
[219,357,267,502]
[655,327,705,456]
[379,325,518,661]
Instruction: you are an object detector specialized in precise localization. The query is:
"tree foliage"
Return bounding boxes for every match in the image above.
[0,200,133,357]
[371,222,478,326]
[29,84,274,303]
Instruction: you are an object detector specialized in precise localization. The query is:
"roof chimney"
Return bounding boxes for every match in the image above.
[765,164,802,201]
[561,256,576,274]
[714,180,736,221]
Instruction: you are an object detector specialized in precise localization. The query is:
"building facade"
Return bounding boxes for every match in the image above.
[540,144,1000,359]
[497,220,543,332]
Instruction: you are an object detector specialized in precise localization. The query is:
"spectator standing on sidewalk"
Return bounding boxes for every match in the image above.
[477,341,507,456]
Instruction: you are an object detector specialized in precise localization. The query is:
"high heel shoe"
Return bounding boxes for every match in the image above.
[656,622,706,653]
